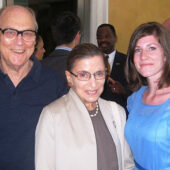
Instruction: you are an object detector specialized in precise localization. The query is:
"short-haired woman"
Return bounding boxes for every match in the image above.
[35,43,134,170]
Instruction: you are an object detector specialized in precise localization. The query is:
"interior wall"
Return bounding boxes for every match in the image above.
[109,0,170,54]
[89,0,108,44]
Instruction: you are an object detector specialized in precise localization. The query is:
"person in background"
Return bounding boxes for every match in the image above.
[34,35,45,60]
[0,5,67,170]
[162,18,170,32]
[35,43,134,170]
[125,22,170,170]
[96,24,130,109]
[41,11,81,87]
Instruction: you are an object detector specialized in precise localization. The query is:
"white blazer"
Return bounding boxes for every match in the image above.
[35,89,134,170]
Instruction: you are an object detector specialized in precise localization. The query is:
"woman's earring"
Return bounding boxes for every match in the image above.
[68,82,72,87]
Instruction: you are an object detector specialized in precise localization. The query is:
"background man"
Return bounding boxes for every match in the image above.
[162,18,170,32]
[42,11,81,86]
[0,5,66,170]
[96,24,130,109]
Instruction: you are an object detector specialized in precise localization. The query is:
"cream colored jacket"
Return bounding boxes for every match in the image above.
[35,89,134,170]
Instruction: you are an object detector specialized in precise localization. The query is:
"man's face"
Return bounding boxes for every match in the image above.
[163,19,170,32]
[97,26,116,54]
[0,7,36,70]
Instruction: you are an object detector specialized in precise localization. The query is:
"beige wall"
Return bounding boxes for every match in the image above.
[109,0,170,54]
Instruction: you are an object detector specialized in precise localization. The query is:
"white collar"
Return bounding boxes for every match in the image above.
[106,50,116,69]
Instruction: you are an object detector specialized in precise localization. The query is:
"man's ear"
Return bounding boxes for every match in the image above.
[75,31,81,44]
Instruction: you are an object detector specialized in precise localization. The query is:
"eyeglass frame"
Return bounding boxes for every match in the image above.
[0,28,37,42]
[69,70,107,81]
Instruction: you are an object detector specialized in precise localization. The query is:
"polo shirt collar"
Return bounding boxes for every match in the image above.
[27,55,41,83]
[0,55,41,86]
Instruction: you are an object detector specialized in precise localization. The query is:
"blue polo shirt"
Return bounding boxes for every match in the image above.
[0,56,67,170]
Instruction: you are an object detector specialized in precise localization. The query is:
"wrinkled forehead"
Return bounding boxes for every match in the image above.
[97,26,115,38]
[97,26,110,34]
[0,6,36,30]
[73,55,105,68]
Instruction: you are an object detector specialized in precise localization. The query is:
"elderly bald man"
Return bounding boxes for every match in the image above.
[0,5,67,170]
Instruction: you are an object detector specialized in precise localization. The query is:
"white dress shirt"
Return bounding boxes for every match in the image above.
[106,50,116,70]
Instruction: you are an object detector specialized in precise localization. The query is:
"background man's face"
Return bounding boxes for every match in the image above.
[97,26,116,54]
[163,18,170,32]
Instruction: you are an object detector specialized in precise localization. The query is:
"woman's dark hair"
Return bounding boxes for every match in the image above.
[67,43,105,71]
[125,22,170,91]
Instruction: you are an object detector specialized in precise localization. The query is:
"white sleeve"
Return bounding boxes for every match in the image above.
[35,107,55,170]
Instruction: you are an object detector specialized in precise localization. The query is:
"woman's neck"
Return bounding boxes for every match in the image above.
[85,101,98,111]
[143,84,170,105]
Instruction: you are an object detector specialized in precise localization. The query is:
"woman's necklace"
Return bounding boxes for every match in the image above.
[89,101,99,117]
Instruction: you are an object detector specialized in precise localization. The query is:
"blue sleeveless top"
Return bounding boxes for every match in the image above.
[125,86,170,170]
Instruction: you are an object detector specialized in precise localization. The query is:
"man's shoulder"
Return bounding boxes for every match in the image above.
[41,49,69,66]
[40,64,63,81]
[31,55,61,82]
[39,64,68,96]
[48,49,70,59]
[115,51,127,58]
[114,51,127,64]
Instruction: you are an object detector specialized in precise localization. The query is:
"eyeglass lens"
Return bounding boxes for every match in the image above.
[1,28,36,41]
[77,71,106,80]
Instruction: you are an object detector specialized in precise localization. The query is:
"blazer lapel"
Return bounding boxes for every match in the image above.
[66,89,97,170]
[98,98,122,170]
